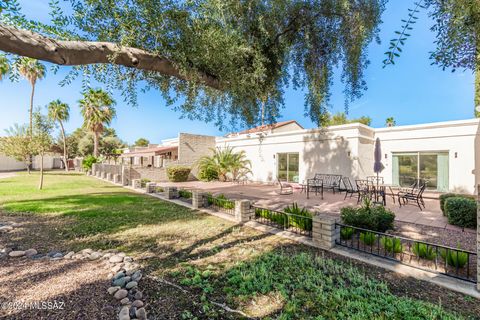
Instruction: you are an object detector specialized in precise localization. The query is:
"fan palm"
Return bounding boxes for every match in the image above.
[0,54,9,80]
[385,117,396,127]
[48,100,70,171]
[18,57,46,134]
[79,88,116,157]
[198,147,251,182]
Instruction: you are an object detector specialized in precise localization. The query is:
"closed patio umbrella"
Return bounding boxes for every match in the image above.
[373,138,385,201]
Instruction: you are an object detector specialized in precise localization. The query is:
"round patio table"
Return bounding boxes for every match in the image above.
[371,183,400,205]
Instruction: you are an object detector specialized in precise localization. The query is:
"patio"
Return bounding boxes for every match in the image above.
[161,180,474,225]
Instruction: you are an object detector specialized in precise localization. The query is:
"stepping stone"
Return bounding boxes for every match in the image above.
[8,251,25,257]
[25,249,37,257]
[114,289,128,300]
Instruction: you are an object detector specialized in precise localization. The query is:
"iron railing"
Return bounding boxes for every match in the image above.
[335,223,477,283]
[252,206,312,238]
[204,194,235,215]
[178,189,193,204]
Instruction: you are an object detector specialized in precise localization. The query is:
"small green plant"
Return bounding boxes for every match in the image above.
[167,166,191,182]
[360,232,377,246]
[208,194,234,209]
[140,178,151,188]
[380,237,403,254]
[283,203,312,231]
[255,207,286,226]
[412,242,436,260]
[155,186,164,193]
[179,189,192,199]
[82,155,98,170]
[439,193,475,216]
[440,248,469,269]
[340,227,354,240]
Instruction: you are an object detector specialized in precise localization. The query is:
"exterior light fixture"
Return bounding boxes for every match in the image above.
[455,152,458,158]
[385,154,388,159]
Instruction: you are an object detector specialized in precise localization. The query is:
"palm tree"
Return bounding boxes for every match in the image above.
[0,54,9,80]
[197,147,251,182]
[385,117,396,127]
[79,88,116,157]
[48,100,70,171]
[18,57,46,134]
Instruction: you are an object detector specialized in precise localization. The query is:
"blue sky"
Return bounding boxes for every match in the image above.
[0,1,474,144]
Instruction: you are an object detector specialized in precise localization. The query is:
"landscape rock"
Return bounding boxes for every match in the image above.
[136,307,147,320]
[114,271,125,280]
[134,291,143,300]
[113,277,128,288]
[25,249,38,257]
[111,264,123,273]
[129,306,137,318]
[64,251,75,259]
[89,252,102,260]
[132,300,143,308]
[131,271,142,282]
[109,254,124,263]
[120,297,130,305]
[125,281,137,290]
[52,252,63,258]
[114,289,128,300]
[8,250,25,257]
[123,256,133,263]
[118,306,130,320]
[0,226,13,232]
[107,286,121,295]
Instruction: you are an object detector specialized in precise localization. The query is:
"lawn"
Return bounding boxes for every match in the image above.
[0,172,478,319]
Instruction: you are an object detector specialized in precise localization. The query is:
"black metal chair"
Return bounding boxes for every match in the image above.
[355,180,371,203]
[398,181,427,210]
[276,177,293,195]
[342,177,357,200]
[306,177,323,199]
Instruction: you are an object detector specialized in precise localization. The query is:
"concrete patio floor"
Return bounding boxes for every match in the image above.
[156,180,475,234]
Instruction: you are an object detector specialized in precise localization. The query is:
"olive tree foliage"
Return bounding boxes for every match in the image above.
[0,0,386,127]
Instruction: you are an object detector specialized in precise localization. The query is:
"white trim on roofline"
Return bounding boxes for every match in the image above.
[375,118,480,133]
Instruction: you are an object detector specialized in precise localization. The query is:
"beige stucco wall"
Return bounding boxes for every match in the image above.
[0,154,61,171]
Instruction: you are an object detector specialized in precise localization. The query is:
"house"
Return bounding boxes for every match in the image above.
[217,118,480,194]
[0,153,64,171]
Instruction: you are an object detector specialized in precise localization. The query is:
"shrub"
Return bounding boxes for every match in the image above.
[412,242,436,260]
[140,178,151,188]
[380,237,403,254]
[179,189,192,199]
[198,165,218,181]
[255,207,287,227]
[283,203,313,231]
[208,194,235,209]
[197,147,251,182]
[167,166,191,182]
[439,193,475,216]
[155,186,164,193]
[340,200,395,232]
[444,197,477,229]
[340,227,354,240]
[440,248,469,268]
[360,232,377,245]
[82,155,98,170]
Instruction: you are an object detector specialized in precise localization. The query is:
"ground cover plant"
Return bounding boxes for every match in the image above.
[0,173,478,319]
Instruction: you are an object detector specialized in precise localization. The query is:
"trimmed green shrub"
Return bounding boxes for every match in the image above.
[82,155,98,170]
[179,189,192,199]
[340,200,395,232]
[198,165,219,181]
[444,197,477,229]
[340,227,354,240]
[440,248,469,268]
[360,232,377,245]
[283,203,313,231]
[412,242,436,260]
[439,193,475,216]
[380,237,403,254]
[208,194,235,209]
[167,166,191,182]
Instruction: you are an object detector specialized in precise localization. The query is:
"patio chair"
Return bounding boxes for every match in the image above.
[276,177,293,195]
[306,177,323,199]
[355,180,371,203]
[367,176,384,185]
[320,174,342,194]
[342,177,357,200]
[398,181,427,210]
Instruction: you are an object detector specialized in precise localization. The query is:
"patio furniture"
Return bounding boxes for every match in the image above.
[367,175,384,185]
[398,181,427,210]
[276,178,294,195]
[355,179,371,203]
[341,177,358,200]
[306,178,323,199]
[312,173,342,194]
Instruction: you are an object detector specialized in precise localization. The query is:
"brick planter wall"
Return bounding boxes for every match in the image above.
[312,214,340,250]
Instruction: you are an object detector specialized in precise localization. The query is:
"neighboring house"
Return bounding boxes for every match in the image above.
[0,153,64,171]
[218,118,480,194]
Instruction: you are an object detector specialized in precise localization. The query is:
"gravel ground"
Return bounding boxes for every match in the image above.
[393,221,477,252]
[0,257,116,319]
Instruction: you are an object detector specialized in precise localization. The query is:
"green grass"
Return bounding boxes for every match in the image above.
[0,172,476,319]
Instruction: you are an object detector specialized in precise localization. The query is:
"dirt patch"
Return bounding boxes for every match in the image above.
[0,257,115,319]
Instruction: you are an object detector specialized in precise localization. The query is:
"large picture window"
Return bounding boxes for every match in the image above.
[277,153,299,182]
[392,152,449,191]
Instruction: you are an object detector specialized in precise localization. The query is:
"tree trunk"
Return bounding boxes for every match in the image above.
[59,121,68,171]
[26,162,30,174]
[475,66,480,118]
[0,24,220,89]
[29,83,35,135]
[38,153,44,190]
[93,131,99,158]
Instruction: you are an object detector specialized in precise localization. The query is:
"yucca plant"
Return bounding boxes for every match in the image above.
[284,203,312,231]
[360,232,377,246]
[440,248,469,269]
[412,242,436,261]
[340,227,354,240]
[380,237,403,254]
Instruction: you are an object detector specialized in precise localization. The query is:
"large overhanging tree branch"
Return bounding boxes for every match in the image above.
[0,24,221,89]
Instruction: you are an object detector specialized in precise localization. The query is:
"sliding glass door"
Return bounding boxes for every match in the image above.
[277,153,299,182]
[392,152,449,191]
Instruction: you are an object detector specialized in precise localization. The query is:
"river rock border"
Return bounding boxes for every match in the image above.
[1,247,147,320]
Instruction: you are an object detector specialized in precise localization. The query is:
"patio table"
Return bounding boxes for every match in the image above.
[371,183,400,205]
[306,179,323,200]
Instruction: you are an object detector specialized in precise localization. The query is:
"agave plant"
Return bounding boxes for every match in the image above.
[340,227,354,240]
[360,232,377,246]
[440,248,469,268]
[412,242,436,261]
[197,147,252,182]
[380,237,403,254]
